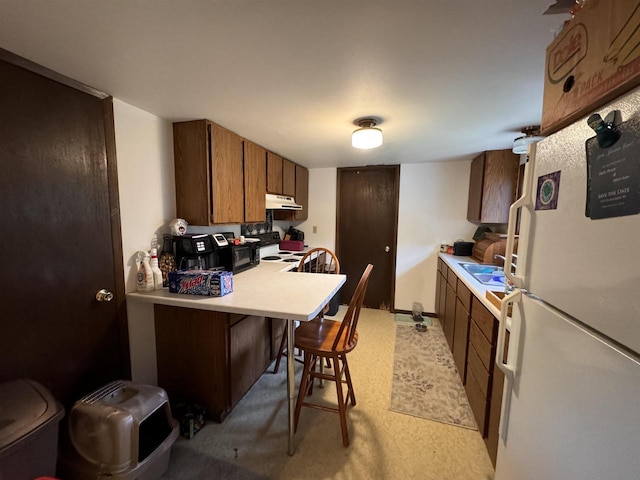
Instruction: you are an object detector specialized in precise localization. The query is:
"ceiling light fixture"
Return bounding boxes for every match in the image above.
[352,118,383,149]
[512,125,544,154]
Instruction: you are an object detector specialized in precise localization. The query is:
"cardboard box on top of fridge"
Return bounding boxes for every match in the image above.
[541,0,640,135]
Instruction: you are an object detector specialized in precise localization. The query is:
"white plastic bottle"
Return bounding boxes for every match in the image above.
[136,251,155,292]
[150,248,164,290]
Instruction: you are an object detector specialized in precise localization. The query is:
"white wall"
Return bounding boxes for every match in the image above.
[396,162,476,313]
[298,162,475,314]
[296,168,337,251]
[114,99,175,384]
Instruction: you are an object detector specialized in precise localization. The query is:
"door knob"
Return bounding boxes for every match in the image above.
[385,245,390,253]
[96,289,114,302]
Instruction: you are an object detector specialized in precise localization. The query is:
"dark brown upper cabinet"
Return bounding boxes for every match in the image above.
[467,149,519,224]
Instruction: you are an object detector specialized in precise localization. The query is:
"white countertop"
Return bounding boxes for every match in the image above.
[438,253,504,319]
[127,261,346,322]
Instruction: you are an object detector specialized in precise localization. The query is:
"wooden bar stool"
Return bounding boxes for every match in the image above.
[272,248,340,374]
[293,264,373,447]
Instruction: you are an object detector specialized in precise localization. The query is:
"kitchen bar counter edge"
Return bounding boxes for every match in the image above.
[127,261,346,322]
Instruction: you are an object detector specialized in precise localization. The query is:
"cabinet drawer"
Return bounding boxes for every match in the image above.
[447,266,458,289]
[437,258,444,273]
[456,280,471,311]
[469,321,493,371]
[467,342,490,399]
[465,368,488,436]
[471,296,496,341]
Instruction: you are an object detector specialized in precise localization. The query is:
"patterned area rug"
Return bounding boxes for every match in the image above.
[389,318,478,430]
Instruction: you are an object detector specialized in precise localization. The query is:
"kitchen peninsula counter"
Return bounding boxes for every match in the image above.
[127,261,346,455]
[127,261,346,321]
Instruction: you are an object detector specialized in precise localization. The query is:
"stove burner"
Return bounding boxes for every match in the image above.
[293,252,305,256]
[279,251,292,255]
[262,256,282,261]
[283,258,299,263]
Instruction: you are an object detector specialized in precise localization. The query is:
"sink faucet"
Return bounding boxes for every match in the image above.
[494,254,517,271]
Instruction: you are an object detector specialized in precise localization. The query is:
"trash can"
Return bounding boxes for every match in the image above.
[59,380,179,480]
[0,379,65,480]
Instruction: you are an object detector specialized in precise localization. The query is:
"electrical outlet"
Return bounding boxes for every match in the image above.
[313,226,317,233]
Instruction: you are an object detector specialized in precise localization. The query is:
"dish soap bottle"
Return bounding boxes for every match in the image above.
[136,251,154,292]
[150,248,163,290]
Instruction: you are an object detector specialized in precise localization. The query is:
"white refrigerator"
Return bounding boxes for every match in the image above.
[494,86,640,480]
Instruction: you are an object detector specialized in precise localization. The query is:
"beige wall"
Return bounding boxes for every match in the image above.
[299,163,475,313]
[114,99,175,384]
[396,162,475,312]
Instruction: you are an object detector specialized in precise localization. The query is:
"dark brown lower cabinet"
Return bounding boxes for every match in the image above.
[485,331,508,467]
[154,305,271,422]
[453,281,471,383]
[436,258,507,467]
[444,283,456,349]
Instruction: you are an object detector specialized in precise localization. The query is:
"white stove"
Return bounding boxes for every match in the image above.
[260,244,308,264]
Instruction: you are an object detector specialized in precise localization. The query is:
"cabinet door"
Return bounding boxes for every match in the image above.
[154,305,230,422]
[480,150,519,223]
[230,315,270,406]
[444,283,456,350]
[485,330,508,466]
[211,124,244,224]
[282,158,296,196]
[467,153,485,223]
[437,270,447,321]
[243,141,267,223]
[173,120,211,226]
[435,269,442,317]
[293,164,309,221]
[467,149,519,224]
[267,152,283,194]
[453,298,470,383]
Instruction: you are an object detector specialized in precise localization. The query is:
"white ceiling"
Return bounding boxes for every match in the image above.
[0,0,566,168]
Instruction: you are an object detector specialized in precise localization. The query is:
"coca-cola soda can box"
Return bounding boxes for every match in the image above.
[168,270,233,296]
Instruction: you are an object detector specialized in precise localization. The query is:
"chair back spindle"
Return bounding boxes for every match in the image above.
[332,264,373,351]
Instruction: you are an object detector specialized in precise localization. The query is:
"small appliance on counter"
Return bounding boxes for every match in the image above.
[280,226,305,251]
[284,226,304,241]
[472,233,515,265]
[172,233,260,274]
[452,241,474,256]
[173,233,218,270]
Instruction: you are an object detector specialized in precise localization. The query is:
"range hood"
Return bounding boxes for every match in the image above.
[265,193,302,210]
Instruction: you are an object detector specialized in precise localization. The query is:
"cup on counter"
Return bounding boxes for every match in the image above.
[240,235,245,243]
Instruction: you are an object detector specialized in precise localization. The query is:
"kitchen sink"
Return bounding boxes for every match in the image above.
[459,263,505,286]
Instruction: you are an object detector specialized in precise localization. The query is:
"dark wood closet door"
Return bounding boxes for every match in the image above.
[336,165,399,310]
[0,56,129,407]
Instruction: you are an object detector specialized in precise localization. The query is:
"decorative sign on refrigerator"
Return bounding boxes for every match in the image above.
[586,114,640,219]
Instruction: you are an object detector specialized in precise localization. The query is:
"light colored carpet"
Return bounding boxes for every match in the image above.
[389,319,477,430]
[161,308,495,480]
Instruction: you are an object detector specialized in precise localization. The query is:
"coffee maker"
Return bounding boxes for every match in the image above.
[173,234,220,270]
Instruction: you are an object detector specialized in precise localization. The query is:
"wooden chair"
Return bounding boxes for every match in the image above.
[293,263,374,447]
[273,248,340,374]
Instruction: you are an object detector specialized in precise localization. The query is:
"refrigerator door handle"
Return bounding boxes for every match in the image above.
[496,288,522,440]
[504,143,537,289]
